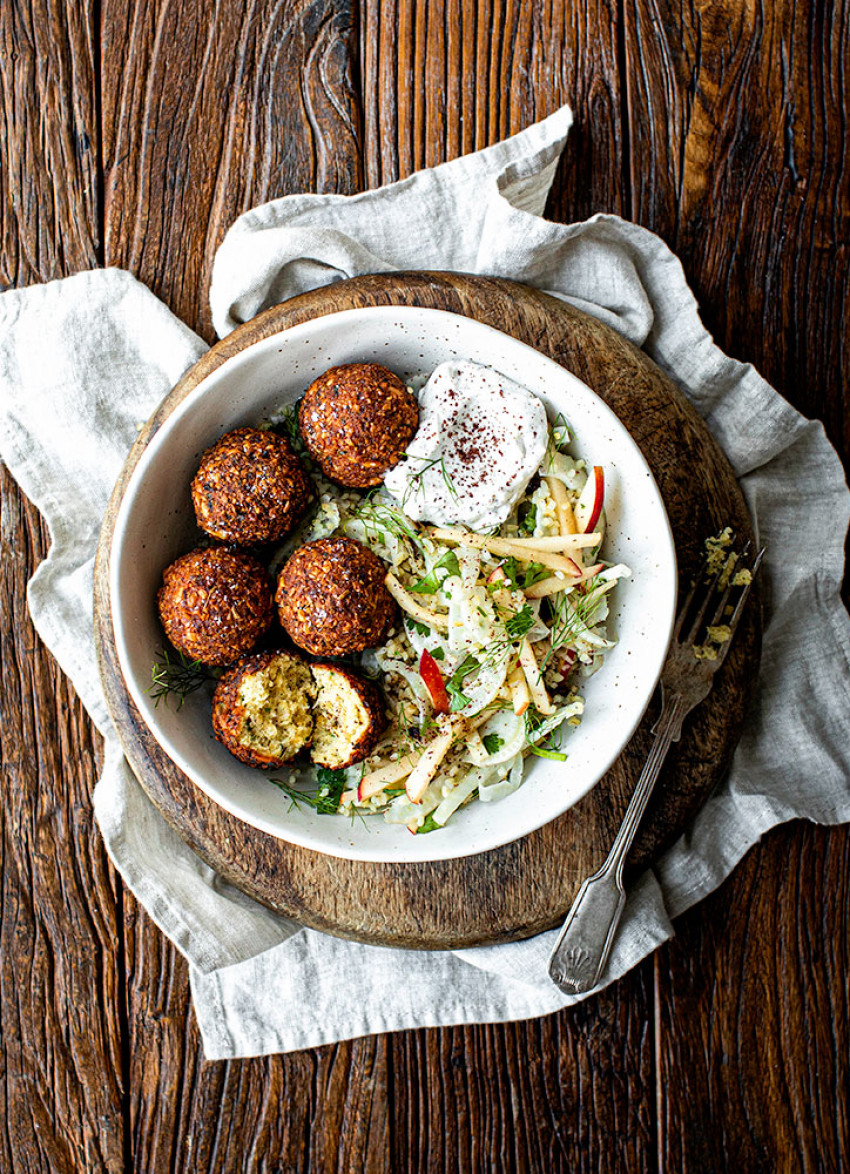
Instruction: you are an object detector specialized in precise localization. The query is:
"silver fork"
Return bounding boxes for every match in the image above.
[548,538,765,995]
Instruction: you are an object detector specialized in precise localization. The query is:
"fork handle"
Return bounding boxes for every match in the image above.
[548,695,687,993]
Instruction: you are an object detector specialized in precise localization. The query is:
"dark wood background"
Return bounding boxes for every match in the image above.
[1,2,847,1171]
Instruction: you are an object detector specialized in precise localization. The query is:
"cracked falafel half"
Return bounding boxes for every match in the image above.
[212,650,317,768]
[275,536,397,657]
[211,652,386,771]
[298,363,419,488]
[157,546,274,667]
[191,426,312,546]
[310,663,386,769]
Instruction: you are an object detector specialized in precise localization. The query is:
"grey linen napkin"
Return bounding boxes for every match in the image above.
[1,106,848,1059]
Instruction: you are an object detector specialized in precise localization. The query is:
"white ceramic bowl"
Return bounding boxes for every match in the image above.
[110,305,677,862]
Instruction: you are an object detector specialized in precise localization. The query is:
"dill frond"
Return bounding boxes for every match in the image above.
[149,649,212,709]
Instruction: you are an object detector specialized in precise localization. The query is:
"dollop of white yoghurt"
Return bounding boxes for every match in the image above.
[383,360,549,530]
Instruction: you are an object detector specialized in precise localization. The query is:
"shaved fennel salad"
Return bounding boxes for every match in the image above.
[272,406,630,835]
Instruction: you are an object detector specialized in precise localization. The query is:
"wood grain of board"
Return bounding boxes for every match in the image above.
[95,271,761,950]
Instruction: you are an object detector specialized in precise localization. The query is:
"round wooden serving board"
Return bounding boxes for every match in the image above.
[94,273,760,950]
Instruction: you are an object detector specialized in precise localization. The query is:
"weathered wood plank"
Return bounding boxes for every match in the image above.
[391,972,656,1173]
[626,0,850,454]
[101,0,363,341]
[655,826,850,1172]
[123,907,391,1174]
[0,471,126,1174]
[0,4,126,1171]
[626,3,850,1168]
[0,0,100,286]
[361,0,627,224]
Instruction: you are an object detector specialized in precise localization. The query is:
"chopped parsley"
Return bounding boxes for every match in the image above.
[446,654,480,711]
[410,550,460,594]
[505,603,535,640]
[482,733,505,755]
[517,501,537,535]
[405,616,431,637]
[500,557,550,590]
[430,646,445,660]
[415,814,442,834]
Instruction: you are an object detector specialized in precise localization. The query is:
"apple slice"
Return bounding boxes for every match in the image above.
[507,664,531,716]
[405,722,466,802]
[574,466,605,534]
[556,648,577,681]
[486,563,514,609]
[357,756,416,801]
[419,648,450,714]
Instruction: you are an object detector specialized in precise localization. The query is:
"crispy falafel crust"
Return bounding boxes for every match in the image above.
[299,363,418,488]
[157,546,273,667]
[212,650,315,768]
[275,536,396,657]
[310,663,387,769]
[191,426,311,545]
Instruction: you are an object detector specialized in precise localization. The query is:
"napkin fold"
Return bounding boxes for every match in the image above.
[1,106,849,1059]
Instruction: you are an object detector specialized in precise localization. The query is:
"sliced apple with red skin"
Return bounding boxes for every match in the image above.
[556,648,577,681]
[405,726,457,802]
[581,561,605,580]
[419,648,450,714]
[487,566,515,612]
[574,466,605,534]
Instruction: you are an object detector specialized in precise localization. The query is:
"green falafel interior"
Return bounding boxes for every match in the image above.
[311,665,377,770]
[237,657,315,762]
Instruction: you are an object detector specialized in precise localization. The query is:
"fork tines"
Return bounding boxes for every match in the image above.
[674,535,765,667]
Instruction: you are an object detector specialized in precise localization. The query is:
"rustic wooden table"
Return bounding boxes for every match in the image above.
[1,3,847,1171]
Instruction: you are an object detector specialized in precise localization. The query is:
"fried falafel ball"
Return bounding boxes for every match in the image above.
[298,363,419,488]
[157,546,273,667]
[310,663,386,769]
[275,536,396,657]
[191,427,311,546]
[212,650,316,768]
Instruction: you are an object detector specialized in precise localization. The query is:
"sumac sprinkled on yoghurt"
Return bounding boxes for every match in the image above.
[383,360,549,529]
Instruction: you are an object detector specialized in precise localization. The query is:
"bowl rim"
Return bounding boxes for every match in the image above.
[109,304,678,862]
